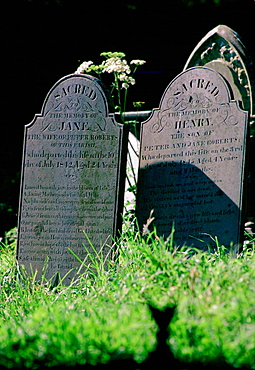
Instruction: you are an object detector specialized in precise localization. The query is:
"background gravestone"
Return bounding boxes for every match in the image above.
[136,67,248,249]
[184,25,255,223]
[17,74,128,284]
[184,25,255,126]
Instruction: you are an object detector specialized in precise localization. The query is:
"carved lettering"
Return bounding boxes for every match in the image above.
[17,75,127,284]
[137,67,248,248]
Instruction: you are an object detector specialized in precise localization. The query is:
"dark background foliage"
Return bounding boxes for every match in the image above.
[1,0,255,237]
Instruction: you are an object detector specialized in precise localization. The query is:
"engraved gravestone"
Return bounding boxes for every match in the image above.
[183,25,255,223]
[17,74,128,284]
[136,67,248,248]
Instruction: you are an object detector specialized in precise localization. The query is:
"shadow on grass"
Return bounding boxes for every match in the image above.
[22,305,247,370]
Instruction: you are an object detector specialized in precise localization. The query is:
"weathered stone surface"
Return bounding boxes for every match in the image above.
[17,74,128,284]
[136,67,248,248]
[184,24,255,225]
[184,25,255,126]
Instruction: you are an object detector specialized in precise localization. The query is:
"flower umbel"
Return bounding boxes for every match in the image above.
[102,57,131,74]
[130,60,146,66]
[75,52,146,120]
[74,61,93,74]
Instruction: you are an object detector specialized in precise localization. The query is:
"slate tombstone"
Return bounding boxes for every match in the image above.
[17,74,128,284]
[184,25,255,222]
[184,25,255,126]
[136,67,248,248]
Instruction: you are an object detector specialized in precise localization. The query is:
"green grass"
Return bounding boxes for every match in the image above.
[0,224,255,369]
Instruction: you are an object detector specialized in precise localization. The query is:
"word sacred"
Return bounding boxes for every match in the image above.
[174,78,220,97]
[54,84,97,100]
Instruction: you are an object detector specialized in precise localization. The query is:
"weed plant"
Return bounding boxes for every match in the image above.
[0,225,255,368]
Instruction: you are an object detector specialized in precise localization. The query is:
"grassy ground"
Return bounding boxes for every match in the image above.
[0,222,255,369]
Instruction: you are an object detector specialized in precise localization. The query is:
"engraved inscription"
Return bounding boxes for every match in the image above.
[17,75,127,283]
[137,67,248,248]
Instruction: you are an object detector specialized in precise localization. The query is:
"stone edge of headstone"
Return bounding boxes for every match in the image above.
[183,25,255,123]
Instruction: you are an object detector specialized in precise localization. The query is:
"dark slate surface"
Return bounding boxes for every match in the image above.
[184,25,255,118]
[17,74,128,284]
[136,67,248,249]
[184,24,255,222]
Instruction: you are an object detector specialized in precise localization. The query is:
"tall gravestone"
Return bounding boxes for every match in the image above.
[184,25,255,222]
[136,67,248,249]
[17,74,128,284]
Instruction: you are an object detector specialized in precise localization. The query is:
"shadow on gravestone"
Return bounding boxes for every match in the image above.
[17,74,128,285]
[136,67,248,250]
[183,25,255,223]
[137,161,242,250]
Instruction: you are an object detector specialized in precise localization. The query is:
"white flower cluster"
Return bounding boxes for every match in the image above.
[118,72,135,89]
[74,61,93,74]
[102,57,131,74]
[74,53,146,91]
[101,57,146,89]
[130,59,146,66]
[101,57,134,89]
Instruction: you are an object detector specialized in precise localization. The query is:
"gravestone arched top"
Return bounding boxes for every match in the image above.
[183,25,255,121]
[39,74,110,132]
[148,67,241,135]
[159,66,231,112]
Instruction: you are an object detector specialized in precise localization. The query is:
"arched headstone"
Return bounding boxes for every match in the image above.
[17,74,128,284]
[184,25,255,128]
[136,67,248,249]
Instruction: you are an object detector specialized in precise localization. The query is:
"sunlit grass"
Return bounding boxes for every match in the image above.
[0,224,254,368]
